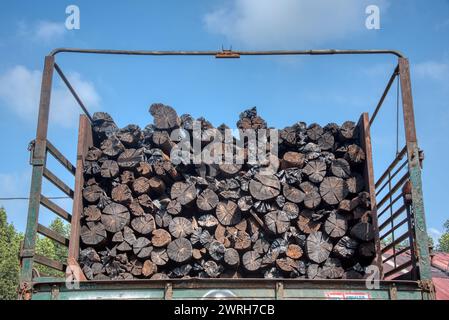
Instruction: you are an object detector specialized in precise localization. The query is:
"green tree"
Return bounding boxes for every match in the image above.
[427,235,434,249]
[438,234,449,252]
[0,208,21,300]
[49,218,70,263]
[35,217,70,278]
[380,234,409,249]
[380,235,393,248]
[438,219,449,252]
[0,209,70,299]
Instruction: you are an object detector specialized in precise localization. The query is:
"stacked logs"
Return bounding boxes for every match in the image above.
[79,103,376,280]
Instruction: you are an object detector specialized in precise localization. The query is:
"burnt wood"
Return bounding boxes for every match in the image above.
[167,238,192,263]
[79,107,376,280]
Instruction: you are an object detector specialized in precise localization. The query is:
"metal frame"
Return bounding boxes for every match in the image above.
[31,278,426,300]
[19,48,432,299]
[370,58,431,287]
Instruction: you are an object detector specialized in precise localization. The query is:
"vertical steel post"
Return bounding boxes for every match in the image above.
[19,56,54,294]
[398,58,432,284]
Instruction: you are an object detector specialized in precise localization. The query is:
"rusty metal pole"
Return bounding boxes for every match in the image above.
[19,56,54,299]
[398,58,432,294]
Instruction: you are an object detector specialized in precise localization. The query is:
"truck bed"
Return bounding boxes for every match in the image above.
[19,49,434,300]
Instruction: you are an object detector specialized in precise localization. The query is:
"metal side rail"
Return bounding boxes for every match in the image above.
[30,278,428,300]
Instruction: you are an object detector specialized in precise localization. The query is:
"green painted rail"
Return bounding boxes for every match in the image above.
[30,278,428,300]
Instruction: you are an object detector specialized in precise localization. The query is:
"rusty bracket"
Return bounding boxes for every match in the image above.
[418,279,436,298]
[51,285,60,300]
[18,281,33,300]
[275,282,284,300]
[389,284,398,300]
[215,50,240,59]
[27,140,36,165]
[164,282,173,300]
[28,139,46,166]
[418,149,424,169]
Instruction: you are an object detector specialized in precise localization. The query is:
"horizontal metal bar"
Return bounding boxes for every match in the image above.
[382,232,410,253]
[384,260,413,278]
[383,246,411,264]
[377,172,409,209]
[37,223,69,247]
[34,254,66,272]
[380,213,408,238]
[379,204,407,231]
[46,140,76,175]
[49,48,405,58]
[32,276,423,289]
[378,192,403,219]
[375,146,408,189]
[53,63,93,123]
[40,195,72,222]
[43,168,74,198]
[0,196,69,201]
[370,65,399,126]
[376,160,408,196]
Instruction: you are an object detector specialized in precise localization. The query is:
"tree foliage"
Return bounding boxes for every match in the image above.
[437,219,449,253]
[0,208,21,300]
[0,207,70,299]
[34,218,70,278]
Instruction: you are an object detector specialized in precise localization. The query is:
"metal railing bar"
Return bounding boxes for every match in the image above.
[384,260,413,278]
[379,204,407,231]
[378,192,403,218]
[388,170,397,268]
[46,140,76,175]
[375,146,407,188]
[370,65,400,126]
[48,48,406,58]
[377,172,409,209]
[53,63,93,123]
[37,223,69,247]
[381,232,410,253]
[376,160,408,196]
[43,168,74,198]
[380,214,408,239]
[382,246,411,264]
[34,254,66,272]
[405,205,418,280]
[40,195,72,222]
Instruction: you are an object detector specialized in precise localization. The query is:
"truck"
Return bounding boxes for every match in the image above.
[18,48,435,300]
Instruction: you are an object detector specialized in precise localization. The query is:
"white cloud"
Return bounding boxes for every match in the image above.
[35,21,66,42]
[204,0,388,49]
[413,61,449,82]
[17,20,66,43]
[0,65,101,128]
[0,66,41,120]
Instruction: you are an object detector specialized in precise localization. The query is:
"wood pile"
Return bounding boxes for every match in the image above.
[79,103,376,280]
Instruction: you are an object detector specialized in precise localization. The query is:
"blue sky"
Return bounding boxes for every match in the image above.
[0,0,448,244]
